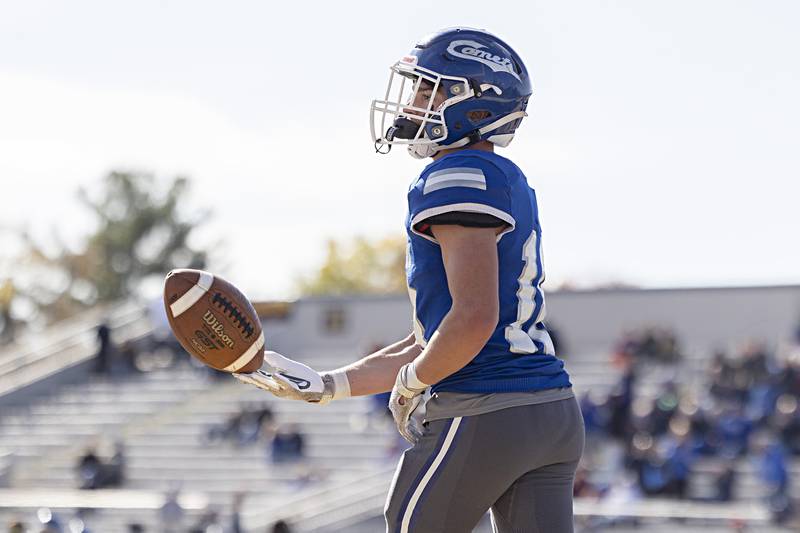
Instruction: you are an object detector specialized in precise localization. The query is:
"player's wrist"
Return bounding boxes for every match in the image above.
[405,362,429,390]
[322,369,351,401]
[398,362,429,397]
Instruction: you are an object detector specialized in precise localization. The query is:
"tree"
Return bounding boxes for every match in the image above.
[297,235,407,296]
[0,171,209,343]
[70,171,208,302]
[0,279,15,344]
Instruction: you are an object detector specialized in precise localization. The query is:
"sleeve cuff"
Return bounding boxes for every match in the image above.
[410,202,516,244]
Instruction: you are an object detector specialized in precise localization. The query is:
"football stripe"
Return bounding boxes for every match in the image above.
[169,271,214,317]
[225,331,265,372]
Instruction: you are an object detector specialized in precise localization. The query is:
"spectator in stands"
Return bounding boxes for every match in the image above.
[205,404,275,446]
[637,328,659,360]
[270,424,305,464]
[777,355,800,398]
[741,341,770,384]
[242,403,276,445]
[708,349,737,401]
[660,426,695,499]
[686,405,719,456]
[270,520,293,533]
[649,381,680,436]
[716,405,753,458]
[160,488,184,533]
[772,394,800,454]
[76,447,103,489]
[633,446,671,496]
[579,391,610,440]
[713,460,737,502]
[755,436,791,514]
[607,365,636,441]
[104,441,126,487]
[93,323,113,375]
[75,442,126,489]
[205,411,245,445]
[627,419,696,500]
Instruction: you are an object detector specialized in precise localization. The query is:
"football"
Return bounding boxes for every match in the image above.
[163,269,264,373]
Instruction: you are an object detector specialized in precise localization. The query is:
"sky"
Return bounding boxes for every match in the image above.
[1,0,798,300]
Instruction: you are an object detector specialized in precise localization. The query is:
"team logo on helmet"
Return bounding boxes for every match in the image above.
[446,40,520,81]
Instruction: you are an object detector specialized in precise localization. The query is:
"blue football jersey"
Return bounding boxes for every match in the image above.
[406,149,571,394]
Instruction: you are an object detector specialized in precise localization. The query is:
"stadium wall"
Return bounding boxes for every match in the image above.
[260,285,800,357]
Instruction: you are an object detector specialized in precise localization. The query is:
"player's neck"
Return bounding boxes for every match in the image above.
[432,141,494,160]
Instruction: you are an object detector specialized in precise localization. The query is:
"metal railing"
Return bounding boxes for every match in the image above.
[0,302,151,398]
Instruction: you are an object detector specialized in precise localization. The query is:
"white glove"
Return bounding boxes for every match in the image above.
[233,351,349,405]
[389,362,429,443]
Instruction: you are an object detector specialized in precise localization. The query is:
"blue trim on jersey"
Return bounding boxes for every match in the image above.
[395,418,455,532]
[406,149,571,394]
[408,417,467,531]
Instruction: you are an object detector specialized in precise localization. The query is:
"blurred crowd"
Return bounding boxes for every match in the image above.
[577,327,800,525]
[10,308,800,531]
[611,326,682,364]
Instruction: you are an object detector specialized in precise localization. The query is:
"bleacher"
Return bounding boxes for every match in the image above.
[0,350,402,531]
[0,308,797,532]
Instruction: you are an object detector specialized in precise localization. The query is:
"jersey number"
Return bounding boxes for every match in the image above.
[504,229,555,355]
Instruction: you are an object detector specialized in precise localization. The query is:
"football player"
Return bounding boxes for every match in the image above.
[235,27,584,532]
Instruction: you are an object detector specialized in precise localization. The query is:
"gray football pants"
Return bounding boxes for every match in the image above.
[384,396,584,533]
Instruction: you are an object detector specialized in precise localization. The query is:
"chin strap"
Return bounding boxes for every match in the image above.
[410,110,528,159]
[446,111,528,150]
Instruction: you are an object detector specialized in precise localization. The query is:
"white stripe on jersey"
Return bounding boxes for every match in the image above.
[423,167,486,194]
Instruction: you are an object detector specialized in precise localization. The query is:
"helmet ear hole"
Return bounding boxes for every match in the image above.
[450,83,466,96]
[467,110,492,124]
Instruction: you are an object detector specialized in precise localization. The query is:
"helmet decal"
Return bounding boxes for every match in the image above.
[446,40,520,81]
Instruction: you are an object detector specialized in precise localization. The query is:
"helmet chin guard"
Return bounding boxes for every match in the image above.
[408,142,441,160]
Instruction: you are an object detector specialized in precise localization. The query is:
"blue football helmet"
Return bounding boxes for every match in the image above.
[371,27,532,159]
